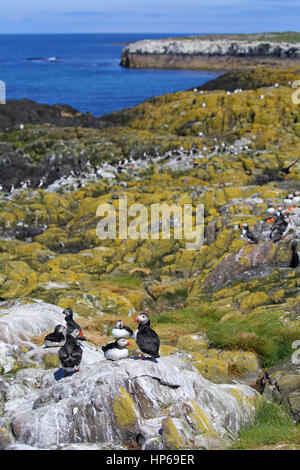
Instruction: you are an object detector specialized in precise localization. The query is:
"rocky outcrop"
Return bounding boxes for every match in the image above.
[264,358,300,423]
[0,99,109,132]
[0,300,263,450]
[121,38,300,70]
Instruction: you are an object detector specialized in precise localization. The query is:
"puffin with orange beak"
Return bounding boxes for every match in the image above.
[102,338,132,361]
[134,313,160,360]
[62,307,86,341]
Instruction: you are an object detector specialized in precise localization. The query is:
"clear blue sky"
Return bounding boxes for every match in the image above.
[1,0,299,34]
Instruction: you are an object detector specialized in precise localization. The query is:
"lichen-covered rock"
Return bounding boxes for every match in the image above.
[0,355,262,450]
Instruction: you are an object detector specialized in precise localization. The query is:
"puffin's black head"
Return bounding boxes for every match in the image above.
[63,308,73,317]
[115,320,124,329]
[54,324,66,334]
[134,312,150,325]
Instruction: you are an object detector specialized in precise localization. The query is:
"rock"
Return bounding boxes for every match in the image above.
[0,417,14,449]
[0,301,63,345]
[1,356,262,449]
[264,358,300,422]
[121,37,300,70]
[202,240,292,292]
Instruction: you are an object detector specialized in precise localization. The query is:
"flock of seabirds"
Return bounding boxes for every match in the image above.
[239,189,300,269]
[44,308,160,377]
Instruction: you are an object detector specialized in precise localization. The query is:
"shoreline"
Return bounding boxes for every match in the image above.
[120,54,300,71]
[120,35,300,71]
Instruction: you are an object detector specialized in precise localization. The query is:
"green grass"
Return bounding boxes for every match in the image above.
[231,401,300,450]
[153,305,224,342]
[206,309,300,368]
[155,305,300,368]
[100,275,143,289]
[166,32,300,43]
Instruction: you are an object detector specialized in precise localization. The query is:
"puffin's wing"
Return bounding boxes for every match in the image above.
[286,159,299,170]
[124,326,133,336]
[136,328,160,357]
[102,342,115,352]
[58,346,68,361]
[45,332,57,342]
[71,345,83,362]
[247,230,258,243]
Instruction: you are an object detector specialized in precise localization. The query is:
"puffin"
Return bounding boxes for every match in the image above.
[266,203,276,216]
[134,313,160,360]
[111,320,133,339]
[102,338,131,361]
[240,223,258,244]
[58,328,83,376]
[44,324,66,348]
[279,159,299,179]
[290,241,300,268]
[270,211,289,242]
[62,307,86,340]
[293,191,300,205]
[283,194,294,207]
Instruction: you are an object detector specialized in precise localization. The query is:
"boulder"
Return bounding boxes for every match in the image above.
[2,355,262,450]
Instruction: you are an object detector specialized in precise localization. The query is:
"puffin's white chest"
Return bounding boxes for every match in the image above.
[104,347,128,361]
[112,328,130,338]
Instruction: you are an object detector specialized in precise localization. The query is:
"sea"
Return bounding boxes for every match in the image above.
[0,33,220,117]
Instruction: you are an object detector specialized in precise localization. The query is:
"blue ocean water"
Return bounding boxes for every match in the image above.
[0,33,220,116]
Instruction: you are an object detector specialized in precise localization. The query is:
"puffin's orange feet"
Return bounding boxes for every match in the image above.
[137,355,144,360]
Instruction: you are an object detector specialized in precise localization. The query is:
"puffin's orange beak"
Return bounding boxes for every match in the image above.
[79,331,83,337]
[128,341,132,346]
[134,317,138,323]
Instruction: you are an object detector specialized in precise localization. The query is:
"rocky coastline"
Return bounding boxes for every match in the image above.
[121,37,300,70]
[0,66,300,449]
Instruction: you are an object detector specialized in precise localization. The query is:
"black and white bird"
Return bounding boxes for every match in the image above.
[62,307,86,340]
[58,328,83,375]
[134,313,160,360]
[102,338,131,361]
[279,159,299,179]
[111,320,133,339]
[44,324,66,348]
[240,223,259,244]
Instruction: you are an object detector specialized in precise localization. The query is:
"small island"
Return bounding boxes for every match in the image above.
[120,32,300,71]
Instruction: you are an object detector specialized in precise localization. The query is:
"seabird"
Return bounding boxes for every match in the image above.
[102,338,131,361]
[134,313,160,360]
[58,329,83,375]
[44,325,66,348]
[111,320,133,339]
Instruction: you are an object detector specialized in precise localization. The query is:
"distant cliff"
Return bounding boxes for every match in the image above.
[120,37,300,70]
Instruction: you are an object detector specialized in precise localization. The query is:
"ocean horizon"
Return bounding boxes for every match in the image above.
[0,33,220,116]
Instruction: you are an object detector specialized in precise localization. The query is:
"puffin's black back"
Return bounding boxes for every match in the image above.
[59,334,82,369]
[102,340,123,352]
[136,322,160,358]
[45,329,65,343]
[290,242,300,268]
